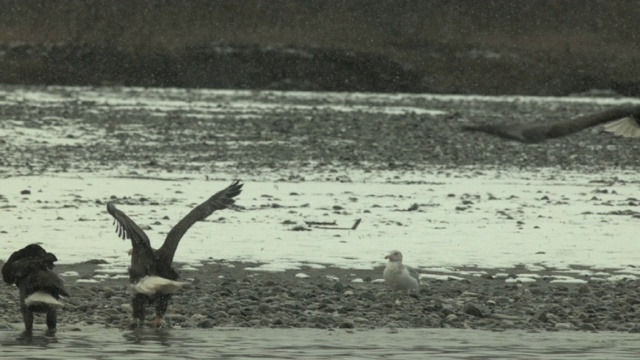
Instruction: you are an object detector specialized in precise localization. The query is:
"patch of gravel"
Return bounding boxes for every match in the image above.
[1,261,639,332]
[1,86,640,176]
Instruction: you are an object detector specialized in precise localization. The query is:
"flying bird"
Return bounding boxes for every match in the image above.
[2,244,68,335]
[383,250,420,294]
[107,180,243,328]
[462,104,640,143]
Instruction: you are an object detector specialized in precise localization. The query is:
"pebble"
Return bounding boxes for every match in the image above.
[463,302,483,317]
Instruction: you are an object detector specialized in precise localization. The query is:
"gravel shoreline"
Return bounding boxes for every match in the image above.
[2,261,639,333]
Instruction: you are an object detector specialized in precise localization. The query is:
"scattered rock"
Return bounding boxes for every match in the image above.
[0,247,636,333]
[463,302,484,318]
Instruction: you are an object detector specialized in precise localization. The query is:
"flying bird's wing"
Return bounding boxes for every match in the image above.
[462,105,640,143]
[107,203,154,259]
[602,117,640,138]
[156,180,243,265]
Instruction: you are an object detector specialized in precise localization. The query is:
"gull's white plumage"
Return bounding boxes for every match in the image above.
[383,250,420,294]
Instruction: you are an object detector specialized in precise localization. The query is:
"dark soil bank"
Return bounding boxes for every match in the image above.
[1,1,640,95]
[1,262,639,332]
[0,43,423,93]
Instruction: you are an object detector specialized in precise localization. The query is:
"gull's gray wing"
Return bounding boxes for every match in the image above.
[406,265,421,284]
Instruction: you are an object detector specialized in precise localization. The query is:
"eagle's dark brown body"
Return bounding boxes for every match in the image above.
[2,244,68,335]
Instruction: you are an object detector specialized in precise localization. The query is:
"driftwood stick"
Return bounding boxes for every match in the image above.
[315,218,362,230]
[304,220,337,226]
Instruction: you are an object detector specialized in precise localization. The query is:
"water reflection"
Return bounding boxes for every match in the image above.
[4,330,59,347]
[1,326,639,359]
[123,328,173,347]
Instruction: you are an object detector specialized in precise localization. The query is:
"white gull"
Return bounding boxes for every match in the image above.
[383,250,420,294]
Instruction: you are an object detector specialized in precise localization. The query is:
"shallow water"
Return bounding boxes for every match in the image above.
[1,326,638,359]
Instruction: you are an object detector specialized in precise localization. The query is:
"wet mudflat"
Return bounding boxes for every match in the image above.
[2,86,640,357]
[1,85,640,173]
[1,326,640,359]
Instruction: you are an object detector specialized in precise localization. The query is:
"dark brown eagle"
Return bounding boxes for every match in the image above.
[462,105,640,143]
[2,244,68,335]
[107,180,243,328]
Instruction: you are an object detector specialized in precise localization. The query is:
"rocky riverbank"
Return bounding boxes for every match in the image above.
[1,261,639,333]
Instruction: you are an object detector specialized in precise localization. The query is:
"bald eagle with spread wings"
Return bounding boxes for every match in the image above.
[462,104,640,143]
[107,180,243,328]
[2,244,68,335]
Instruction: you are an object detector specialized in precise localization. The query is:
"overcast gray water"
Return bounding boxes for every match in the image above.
[1,327,639,359]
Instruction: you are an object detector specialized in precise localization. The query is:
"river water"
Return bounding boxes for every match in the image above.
[1,327,638,359]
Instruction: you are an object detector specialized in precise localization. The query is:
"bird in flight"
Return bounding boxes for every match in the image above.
[462,104,640,143]
[107,180,243,328]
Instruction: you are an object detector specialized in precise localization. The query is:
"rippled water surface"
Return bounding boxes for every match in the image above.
[1,327,638,359]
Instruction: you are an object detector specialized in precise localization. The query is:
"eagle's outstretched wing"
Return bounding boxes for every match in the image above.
[462,105,640,143]
[156,180,243,265]
[107,202,155,259]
